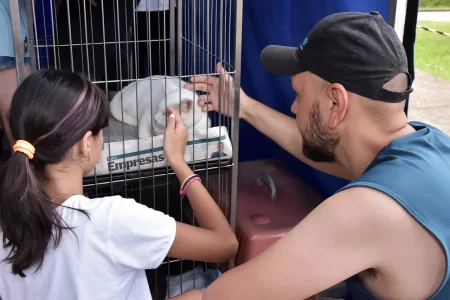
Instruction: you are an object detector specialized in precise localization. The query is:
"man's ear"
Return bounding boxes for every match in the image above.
[326,83,349,129]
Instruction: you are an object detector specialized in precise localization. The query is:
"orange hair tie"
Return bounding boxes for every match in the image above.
[13,140,35,160]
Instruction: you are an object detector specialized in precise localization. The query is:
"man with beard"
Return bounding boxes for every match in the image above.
[184,11,450,300]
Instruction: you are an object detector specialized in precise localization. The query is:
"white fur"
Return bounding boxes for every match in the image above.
[109,75,211,139]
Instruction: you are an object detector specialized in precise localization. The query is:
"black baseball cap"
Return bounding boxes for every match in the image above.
[260,11,413,103]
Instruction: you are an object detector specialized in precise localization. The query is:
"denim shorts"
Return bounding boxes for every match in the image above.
[0,56,31,70]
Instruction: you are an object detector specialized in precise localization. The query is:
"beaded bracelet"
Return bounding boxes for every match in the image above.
[180,175,201,199]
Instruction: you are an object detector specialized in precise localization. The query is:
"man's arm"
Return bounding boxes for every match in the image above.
[186,64,351,180]
[241,97,351,180]
[202,187,401,300]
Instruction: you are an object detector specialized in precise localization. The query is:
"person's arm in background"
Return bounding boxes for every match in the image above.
[185,63,351,180]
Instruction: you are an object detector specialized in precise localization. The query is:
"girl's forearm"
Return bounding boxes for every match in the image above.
[171,160,233,235]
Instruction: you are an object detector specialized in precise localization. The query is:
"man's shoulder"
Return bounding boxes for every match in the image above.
[322,186,413,234]
[329,187,448,300]
[323,186,444,258]
[328,186,402,212]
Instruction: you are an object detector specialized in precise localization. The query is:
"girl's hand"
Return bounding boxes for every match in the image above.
[163,108,189,165]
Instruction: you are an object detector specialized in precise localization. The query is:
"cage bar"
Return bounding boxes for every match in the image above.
[12,0,242,297]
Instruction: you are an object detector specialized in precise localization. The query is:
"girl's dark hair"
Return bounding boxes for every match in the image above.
[0,70,109,277]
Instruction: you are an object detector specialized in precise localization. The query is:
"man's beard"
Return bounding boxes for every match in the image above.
[301,102,339,163]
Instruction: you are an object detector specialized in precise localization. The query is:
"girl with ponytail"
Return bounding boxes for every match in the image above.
[0,70,237,300]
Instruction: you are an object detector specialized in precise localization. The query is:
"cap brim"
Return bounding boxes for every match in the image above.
[260,45,307,75]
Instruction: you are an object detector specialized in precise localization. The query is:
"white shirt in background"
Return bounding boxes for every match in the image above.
[0,195,176,300]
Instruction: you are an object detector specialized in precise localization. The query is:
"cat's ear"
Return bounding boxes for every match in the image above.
[180,99,193,113]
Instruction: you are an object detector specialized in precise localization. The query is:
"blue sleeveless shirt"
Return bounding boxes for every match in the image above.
[339,121,450,300]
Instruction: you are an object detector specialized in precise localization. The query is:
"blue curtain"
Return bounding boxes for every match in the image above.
[237,0,393,198]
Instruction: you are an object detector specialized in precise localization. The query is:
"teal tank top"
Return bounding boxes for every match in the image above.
[339,121,450,300]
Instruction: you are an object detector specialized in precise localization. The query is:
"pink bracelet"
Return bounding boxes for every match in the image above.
[180,176,201,198]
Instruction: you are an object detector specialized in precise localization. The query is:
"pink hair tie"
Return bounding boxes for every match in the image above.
[180,176,201,199]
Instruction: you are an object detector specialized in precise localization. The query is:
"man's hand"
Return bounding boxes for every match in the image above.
[184,62,249,118]
[187,63,351,180]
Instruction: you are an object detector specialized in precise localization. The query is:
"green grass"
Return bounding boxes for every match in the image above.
[419,6,450,10]
[419,0,450,10]
[415,21,450,81]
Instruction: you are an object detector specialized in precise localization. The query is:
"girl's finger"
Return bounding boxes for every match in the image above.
[166,107,173,114]
[166,111,176,130]
[166,108,183,129]
[173,112,184,129]
[166,107,183,127]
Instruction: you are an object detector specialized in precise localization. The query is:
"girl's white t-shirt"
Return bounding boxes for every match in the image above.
[0,195,176,300]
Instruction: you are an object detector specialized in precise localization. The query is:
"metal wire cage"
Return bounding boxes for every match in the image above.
[9,0,242,298]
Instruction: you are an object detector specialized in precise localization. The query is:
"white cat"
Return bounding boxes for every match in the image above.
[109,75,211,139]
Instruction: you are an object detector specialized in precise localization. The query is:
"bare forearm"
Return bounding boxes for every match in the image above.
[241,97,304,159]
[171,162,234,235]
